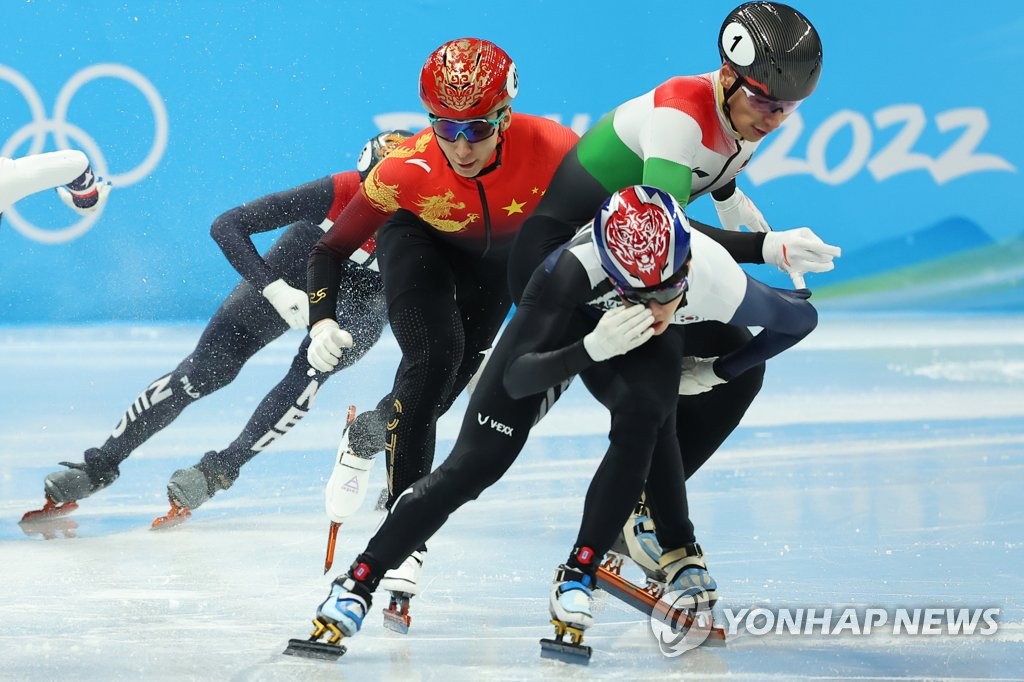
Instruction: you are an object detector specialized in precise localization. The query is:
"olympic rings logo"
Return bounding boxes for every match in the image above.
[0,63,168,244]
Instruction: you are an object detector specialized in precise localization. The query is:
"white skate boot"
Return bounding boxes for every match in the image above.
[660,542,718,607]
[540,564,595,663]
[325,409,384,524]
[379,549,426,633]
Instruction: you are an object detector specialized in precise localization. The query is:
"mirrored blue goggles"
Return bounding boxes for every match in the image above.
[616,278,688,306]
[739,84,802,115]
[428,109,506,143]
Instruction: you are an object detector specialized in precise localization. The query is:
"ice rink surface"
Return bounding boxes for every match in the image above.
[1,313,1022,681]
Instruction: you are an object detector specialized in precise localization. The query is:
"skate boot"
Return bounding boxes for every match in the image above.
[379,548,426,633]
[315,574,374,639]
[284,559,378,660]
[43,449,121,505]
[605,499,666,593]
[660,542,718,608]
[22,449,121,523]
[324,408,385,524]
[540,563,595,664]
[152,454,238,529]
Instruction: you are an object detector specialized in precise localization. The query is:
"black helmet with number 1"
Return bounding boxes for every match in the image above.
[718,2,822,103]
[356,129,415,181]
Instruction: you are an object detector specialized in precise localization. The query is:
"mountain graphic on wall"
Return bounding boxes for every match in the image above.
[812,217,1024,310]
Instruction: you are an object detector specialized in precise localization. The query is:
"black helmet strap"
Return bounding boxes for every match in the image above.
[721,76,745,133]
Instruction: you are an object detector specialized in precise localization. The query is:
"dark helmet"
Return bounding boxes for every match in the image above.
[592,185,692,292]
[719,2,822,101]
[356,129,415,181]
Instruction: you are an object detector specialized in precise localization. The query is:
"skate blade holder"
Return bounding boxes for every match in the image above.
[382,592,412,634]
[283,619,347,660]
[151,498,192,531]
[666,607,728,647]
[20,497,78,524]
[539,619,591,665]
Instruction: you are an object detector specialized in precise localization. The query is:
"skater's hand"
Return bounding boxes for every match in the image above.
[762,228,841,279]
[583,305,654,362]
[307,319,353,372]
[56,180,111,216]
[263,278,309,329]
[678,356,726,395]
[713,187,770,232]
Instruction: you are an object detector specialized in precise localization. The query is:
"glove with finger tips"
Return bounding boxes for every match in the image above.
[262,278,310,329]
[678,356,726,395]
[307,319,353,373]
[583,305,655,362]
[713,187,771,233]
[762,227,842,276]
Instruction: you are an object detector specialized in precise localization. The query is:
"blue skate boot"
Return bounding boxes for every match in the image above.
[660,542,719,608]
[605,498,667,590]
[540,546,598,664]
[283,561,376,661]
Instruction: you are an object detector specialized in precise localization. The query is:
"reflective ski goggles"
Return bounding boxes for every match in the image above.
[428,109,507,143]
[739,84,802,115]
[616,278,688,306]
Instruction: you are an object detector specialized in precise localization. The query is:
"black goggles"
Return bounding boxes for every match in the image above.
[428,109,506,143]
[616,278,689,305]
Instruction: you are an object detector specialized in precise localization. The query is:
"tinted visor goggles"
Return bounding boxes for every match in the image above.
[428,109,507,143]
[616,277,689,306]
[739,83,802,115]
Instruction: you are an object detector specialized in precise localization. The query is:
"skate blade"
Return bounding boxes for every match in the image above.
[151,500,192,530]
[282,638,347,660]
[382,592,412,634]
[539,638,591,664]
[20,499,78,523]
[382,608,411,634]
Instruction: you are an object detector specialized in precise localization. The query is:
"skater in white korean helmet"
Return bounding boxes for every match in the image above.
[306,184,819,658]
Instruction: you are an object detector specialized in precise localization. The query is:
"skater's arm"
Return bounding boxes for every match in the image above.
[210,175,340,292]
[713,278,818,380]
[503,257,599,399]
[307,192,386,327]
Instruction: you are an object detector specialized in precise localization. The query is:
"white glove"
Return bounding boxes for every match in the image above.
[762,227,842,281]
[262,278,309,329]
[583,305,655,362]
[678,356,726,395]
[307,319,353,372]
[713,187,770,233]
[56,181,111,216]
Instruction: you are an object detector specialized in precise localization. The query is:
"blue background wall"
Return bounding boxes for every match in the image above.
[2,1,1021,322]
